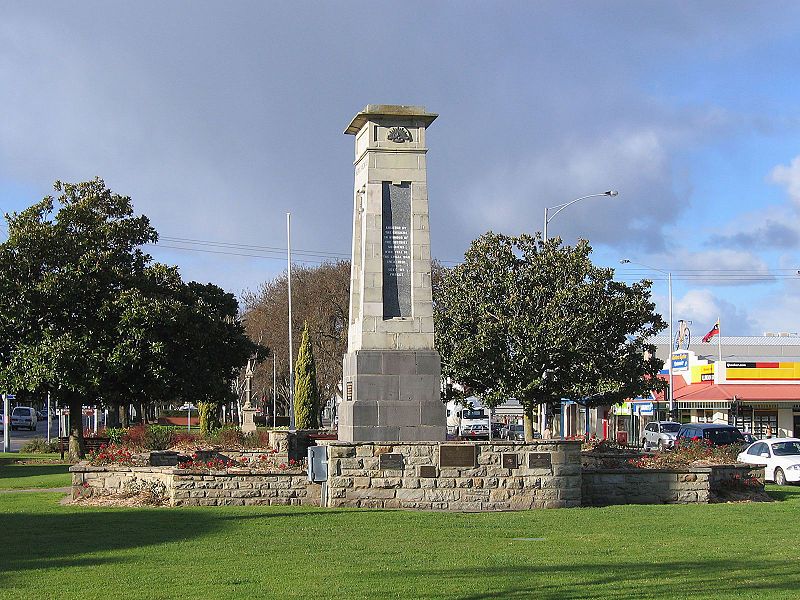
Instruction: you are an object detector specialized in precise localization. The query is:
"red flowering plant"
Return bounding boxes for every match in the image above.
[177,453,237,471]
[88,444,137,467]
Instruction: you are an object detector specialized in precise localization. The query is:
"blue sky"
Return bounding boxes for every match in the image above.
[2,1,800,336]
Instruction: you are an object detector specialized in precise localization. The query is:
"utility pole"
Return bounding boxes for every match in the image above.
[3,393,10,452]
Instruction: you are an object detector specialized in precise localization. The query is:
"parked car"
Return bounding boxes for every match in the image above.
[741,433,758,445]
[460,424,490,440]
[676,423,745,446]
[11,406,38,431]
[36,410,48,421]
[490,422,504,438]
[502,424,525,441]
[737,437,800,485]
[642,421,681,450]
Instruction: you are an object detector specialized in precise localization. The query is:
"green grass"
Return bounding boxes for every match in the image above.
[0,453,72,490]
[1,485,799,599]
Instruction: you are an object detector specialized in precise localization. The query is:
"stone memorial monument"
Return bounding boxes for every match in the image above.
[338,105,446,442]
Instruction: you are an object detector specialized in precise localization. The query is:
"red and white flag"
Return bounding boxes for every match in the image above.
[702,319,720,343]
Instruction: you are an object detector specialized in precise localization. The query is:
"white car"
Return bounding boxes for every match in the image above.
[11,406,38,431]
[737,437,800,486]
[642,421,681,451]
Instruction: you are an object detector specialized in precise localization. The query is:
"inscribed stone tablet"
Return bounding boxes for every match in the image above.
[419,465,437,478]
[439,444,477,468]
[528,452,552,469]
[382,182,412,318]
[379,453,404,470]
[501,453,519,470]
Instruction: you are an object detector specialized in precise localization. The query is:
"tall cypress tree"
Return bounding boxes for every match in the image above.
[294,321,320,429]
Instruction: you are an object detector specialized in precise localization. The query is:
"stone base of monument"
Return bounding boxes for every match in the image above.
[339,349,446,442]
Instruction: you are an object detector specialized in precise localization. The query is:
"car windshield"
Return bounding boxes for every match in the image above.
[772,442,800,456]
[661,423,680,433]
[12,408,28,416]
[705,428,744,444]
[511,425,524,432]
[462,409,485,419]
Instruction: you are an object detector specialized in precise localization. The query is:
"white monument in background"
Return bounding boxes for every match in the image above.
[338,105,445,442]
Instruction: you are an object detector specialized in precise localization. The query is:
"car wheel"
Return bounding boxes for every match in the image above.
[657,440,665,452]
[775,468,787,486]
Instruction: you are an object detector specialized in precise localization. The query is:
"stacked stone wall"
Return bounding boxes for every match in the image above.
[323,441,581,511]
[582,464,764,506]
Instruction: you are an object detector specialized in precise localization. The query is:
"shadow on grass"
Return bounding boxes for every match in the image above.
[0,463,70,480]
[415,558,800,600]
[765,484,800,502]
[0,503,319,583]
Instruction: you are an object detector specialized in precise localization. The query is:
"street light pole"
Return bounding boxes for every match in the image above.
[541,190,619,437]
[543,190,618,241]
[620,259,674,420]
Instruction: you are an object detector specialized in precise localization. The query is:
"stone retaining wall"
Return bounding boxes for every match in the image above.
[582,464,764,506]
[322,440,582,510]
[71,465,316,506]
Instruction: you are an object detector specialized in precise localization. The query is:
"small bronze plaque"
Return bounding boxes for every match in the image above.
[502,453,519,470]
[346,381,353,401]
[528,452,552,469]
[379,453,404,470]
[419,465,437,478]
[439,444,477,468]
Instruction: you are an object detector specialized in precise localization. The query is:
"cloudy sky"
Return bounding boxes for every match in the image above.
[2,1,800,336]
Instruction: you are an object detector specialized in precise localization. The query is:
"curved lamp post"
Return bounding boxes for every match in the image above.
[619,259,674,421]
[543,190,618,240]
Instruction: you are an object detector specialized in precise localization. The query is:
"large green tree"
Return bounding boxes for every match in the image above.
[293,321,320,429]
[434,232,666,440]
[0,179,259,456]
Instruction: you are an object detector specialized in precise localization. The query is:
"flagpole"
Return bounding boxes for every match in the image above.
[717,317,722,364]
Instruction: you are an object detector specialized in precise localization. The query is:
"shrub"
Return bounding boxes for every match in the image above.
[144,426,179,450]
[242,429,270,449]
[207,425,244,449]
[103,427,127,445]
[628,437,741,469]
[20,437,59,453]
[122,424,148,449]
[171,431,200,448]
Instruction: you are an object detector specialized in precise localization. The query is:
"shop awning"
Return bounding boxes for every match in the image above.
[674,383,800,402]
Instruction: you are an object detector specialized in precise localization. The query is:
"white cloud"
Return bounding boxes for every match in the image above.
[769,155,800,207]
[673,289,758,335]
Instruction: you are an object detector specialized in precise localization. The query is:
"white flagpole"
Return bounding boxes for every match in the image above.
[717,317,722,364]
[287,212,295,431]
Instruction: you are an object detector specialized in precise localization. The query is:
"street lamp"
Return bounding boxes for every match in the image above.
[543,190,618,240]
[619,259,674,421]
[539,190,618,437]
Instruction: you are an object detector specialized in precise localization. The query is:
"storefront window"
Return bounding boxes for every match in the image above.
[753,411,778,438]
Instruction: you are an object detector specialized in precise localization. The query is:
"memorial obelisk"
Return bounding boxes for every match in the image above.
[339,105,445,442]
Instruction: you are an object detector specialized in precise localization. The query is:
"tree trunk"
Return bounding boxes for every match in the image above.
[68,395,85,460]
[198,401,220,436]
[107,403,120,428]
[523,403,536,442]
[120,403,129,427]
[138,402,146,424]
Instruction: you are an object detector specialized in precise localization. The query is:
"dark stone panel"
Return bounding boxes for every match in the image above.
[382,182,412,318]
[440,444,477,468]
[379,453,405,470]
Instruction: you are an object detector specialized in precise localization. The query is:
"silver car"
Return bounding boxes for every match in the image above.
[642,421,681,451]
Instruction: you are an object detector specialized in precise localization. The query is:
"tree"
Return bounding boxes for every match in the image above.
[294,321,320,429]
[0,179,159,457]
[167,282,260,435]
[434,232,666,440]
[0,179,260,456]
[242,261,349,423]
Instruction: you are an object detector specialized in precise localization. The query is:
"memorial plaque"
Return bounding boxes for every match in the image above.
[501,453,519,470]
[382,182,412,318]
[379,453,404,470]
[528,452,552,469]
[439,444,477,468]
[419,465,437,478]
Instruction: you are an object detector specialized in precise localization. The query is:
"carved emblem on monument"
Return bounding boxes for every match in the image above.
[387,126,412,143]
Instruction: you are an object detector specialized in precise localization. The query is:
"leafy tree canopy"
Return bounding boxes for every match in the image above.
[0,178,260,455]
[434,232,666,428]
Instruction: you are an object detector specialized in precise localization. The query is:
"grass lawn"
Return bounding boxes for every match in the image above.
[0,453,72,490]
[1,485,799,599]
